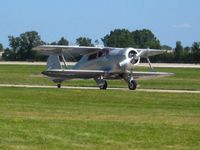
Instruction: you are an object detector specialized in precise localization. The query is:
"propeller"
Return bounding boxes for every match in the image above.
[119,49,143,67]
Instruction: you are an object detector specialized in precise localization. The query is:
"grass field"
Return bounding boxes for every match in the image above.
[0,87,200,149]
[0,64,200,149]
[0,64,200,90]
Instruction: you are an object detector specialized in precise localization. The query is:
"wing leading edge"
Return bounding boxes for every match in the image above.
[131,71,174,79]
[42,69,106,79]
[136,49,171,58]
[43,69,174,80]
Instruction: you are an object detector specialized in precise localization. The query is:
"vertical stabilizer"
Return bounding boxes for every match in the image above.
[47,55,62,70]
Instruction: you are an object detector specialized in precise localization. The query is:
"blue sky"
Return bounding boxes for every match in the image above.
[0,0,199,47]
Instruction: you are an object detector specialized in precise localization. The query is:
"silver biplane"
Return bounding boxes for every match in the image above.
[33,45,173,90]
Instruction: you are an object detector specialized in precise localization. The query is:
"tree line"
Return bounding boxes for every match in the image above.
[0,29,199,63]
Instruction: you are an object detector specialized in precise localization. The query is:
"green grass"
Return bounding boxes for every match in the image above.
[0,64,200,90]
[139,67,200,90]
[0,87,200,149]
[0,65,200,149]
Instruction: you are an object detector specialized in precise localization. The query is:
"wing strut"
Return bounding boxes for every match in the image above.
[61,49,67,69]
[146,57,154,71]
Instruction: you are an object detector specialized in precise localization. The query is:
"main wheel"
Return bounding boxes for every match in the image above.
[99,81,108,90]
[128,80,137,90]
[57,84,61,88]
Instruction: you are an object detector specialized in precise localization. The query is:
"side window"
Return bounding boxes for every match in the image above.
[88,53,97,61]
[87,50,109,61]
[98,51,103,57]
[102,49,109,56]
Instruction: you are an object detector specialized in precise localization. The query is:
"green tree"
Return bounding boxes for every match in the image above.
[57,37,69,45]
[51,37,69,45]
[2,48,16,61]
[151,45,173,63]
[102,29,160,49]
[161,45,172,50]
[7,31,44,60]
[184,46,191,52]
[174,41,183,61]
[50,41,57,45]
[182,46,192,63]
[0,43,3,52]
[132,29,161,49]
[76,37,94,46]
[102,29,135,48]
[191,42,200,63]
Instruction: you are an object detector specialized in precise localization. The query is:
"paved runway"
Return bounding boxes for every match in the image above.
[0,62,200,68]
[0,84,200,94]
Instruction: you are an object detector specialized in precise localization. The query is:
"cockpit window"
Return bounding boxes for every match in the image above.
[88,53,97,61]
[98,51,103,57]
[87,50,110,61]
[102,49,109,56]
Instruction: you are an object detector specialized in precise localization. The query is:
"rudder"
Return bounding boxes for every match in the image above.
[47,55,62,70]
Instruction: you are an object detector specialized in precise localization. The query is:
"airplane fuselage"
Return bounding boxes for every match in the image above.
[73,48,137,72]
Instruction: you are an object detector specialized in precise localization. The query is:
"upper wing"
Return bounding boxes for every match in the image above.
[33,45,171,61]
[33,45,106,61]
[136,49,171,58]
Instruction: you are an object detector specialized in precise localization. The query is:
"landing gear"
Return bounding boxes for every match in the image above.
[128,80,137,90]
[124,74,138,90]
[99,80,107,90]
[94,76,108,90]
[57,83,61,88]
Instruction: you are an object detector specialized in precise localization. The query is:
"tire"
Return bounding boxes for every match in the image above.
[57,84,61,88]
[128,80,137,90]
[99,81,108,90]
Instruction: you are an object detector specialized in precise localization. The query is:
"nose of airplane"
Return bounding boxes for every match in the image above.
[119,48,140,69]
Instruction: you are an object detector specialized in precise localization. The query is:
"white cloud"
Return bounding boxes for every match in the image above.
[173,23,192,29]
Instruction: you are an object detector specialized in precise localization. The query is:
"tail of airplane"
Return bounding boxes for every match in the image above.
[47,55,62,70]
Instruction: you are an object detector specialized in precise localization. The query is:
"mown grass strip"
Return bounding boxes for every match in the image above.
[0,87,200,149]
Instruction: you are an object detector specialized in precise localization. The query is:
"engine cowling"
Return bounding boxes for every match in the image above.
[119,48,140,69]
[127,49,140,65]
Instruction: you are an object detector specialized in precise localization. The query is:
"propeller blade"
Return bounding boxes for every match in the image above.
[119,58,132,67]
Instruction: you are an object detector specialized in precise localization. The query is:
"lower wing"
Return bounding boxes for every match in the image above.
[42,69,174,79]
[131,71,174,79]
[42,69,106,79]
